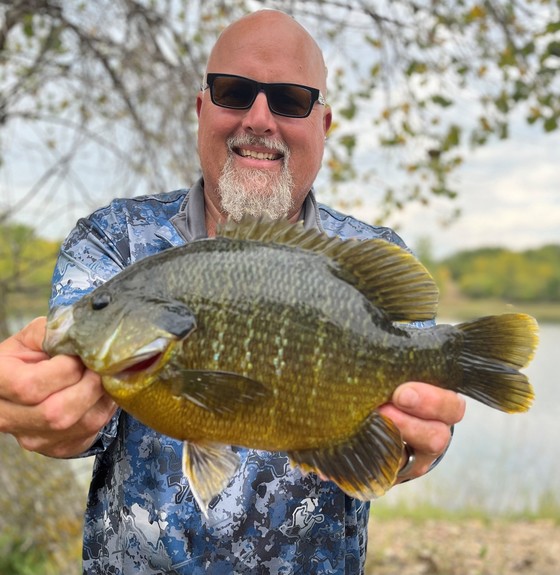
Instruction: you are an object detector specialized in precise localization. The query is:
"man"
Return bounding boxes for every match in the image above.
[0,10,465,574]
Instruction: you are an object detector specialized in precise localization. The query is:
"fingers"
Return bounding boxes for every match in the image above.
[0,318,116,458]
[6,316,49,361]
[0,369,104,433]
[392,382,466,426]
[0,317,86,404]
[15,394,118,458]
[0,354,86,404]
[379,382,466,481]
[380,402,452,459]
[5,371,117,458]
[15,316,48,352]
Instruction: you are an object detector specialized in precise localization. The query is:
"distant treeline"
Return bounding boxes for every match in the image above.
[0,223,59,296]
[436,245,560,302]
[1,223,60,335]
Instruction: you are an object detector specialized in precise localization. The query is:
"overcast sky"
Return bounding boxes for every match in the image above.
[331,122,560,259]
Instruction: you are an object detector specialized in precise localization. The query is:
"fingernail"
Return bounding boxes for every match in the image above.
[396,387,419,409]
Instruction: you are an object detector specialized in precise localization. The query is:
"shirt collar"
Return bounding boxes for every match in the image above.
[170,177,324,242]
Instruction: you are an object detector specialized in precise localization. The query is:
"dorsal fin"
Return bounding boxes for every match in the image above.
[217,217,438,322]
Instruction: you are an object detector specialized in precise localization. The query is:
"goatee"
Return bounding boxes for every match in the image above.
[217,135,294,221]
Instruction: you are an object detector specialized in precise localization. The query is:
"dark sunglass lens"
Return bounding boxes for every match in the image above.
[269,85,312,117]
[212,77,255,109]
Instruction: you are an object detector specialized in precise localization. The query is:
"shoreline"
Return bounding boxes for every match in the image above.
[366,517,560,575]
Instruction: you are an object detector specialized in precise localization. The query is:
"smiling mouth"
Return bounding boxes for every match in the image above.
[235,148,283,161]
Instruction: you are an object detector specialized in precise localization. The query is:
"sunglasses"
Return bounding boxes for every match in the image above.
[203,73,326,118]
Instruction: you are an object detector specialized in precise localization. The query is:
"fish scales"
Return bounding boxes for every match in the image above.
[43,218,538,514]
[155,243,384,447]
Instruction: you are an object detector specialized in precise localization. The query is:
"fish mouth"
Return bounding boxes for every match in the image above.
[43,306,76,356]
[105,337,171,378]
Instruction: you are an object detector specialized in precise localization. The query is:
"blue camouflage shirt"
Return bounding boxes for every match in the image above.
[50,179,417,575]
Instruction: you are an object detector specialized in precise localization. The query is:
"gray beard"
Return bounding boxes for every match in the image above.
[217,137,294,221]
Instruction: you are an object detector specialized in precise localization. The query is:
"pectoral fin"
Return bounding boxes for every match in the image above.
[182,441,240,517]
[288,411,404,500]
[169,370,269,414]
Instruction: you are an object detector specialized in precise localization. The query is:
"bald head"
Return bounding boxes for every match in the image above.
[206,10,328,94]
[197,9,332,233]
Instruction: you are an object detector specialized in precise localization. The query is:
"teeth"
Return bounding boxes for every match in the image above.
[238,149,279,160]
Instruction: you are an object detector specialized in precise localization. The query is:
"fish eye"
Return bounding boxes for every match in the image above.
[91,291,112,310]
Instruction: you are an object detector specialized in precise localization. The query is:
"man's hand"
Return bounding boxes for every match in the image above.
[0,317,117,458]
[379,382,466,482]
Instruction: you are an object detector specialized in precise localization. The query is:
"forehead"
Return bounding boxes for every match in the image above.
[207,12,326,89]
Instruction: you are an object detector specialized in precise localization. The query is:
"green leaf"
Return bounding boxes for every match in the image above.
[370,63,381,77]
[465,5,486,22]
[495,92,510,114]
[545,41,560,59]
[520,41,535,57]
[543,116,558,133]
[526,107,542,125]
[380,135,406,147]
[406,61,428,76]
[499,47,517,68]
[512,80,530,102]
[431,95,453,108]
[339,134,356,153]
[339,100,357,120]
[498,122,509,139]
[442,124,461,150]
[22,14,34,38]
[545,22,560,34]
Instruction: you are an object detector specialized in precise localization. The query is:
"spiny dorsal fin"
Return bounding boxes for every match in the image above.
[218,217,438,322]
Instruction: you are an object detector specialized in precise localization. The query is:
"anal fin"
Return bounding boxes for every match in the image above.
[182,441,240,517]
[288,411,403,500]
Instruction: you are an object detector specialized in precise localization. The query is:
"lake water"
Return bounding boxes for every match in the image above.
[377,321,559,515]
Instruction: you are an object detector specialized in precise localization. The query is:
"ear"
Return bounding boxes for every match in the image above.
[323,105,333,136]
[196,92,204,118]
[155,300,197,339]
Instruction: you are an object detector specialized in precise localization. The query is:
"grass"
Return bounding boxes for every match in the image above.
[515,488,560,523]
[0,537,50,575]
[369,486,560,525]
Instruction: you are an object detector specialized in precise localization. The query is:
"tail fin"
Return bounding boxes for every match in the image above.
[455,313,538,413]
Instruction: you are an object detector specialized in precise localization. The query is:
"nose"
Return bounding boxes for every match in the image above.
[241,91,278,135]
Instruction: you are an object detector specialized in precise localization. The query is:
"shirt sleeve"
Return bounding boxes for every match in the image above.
[50,212,132,309]
[49,211,132,457]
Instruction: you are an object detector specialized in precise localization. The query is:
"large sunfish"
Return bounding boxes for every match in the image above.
[43,218,537,514]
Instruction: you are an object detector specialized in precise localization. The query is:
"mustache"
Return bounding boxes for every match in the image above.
[227,134,289,156]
